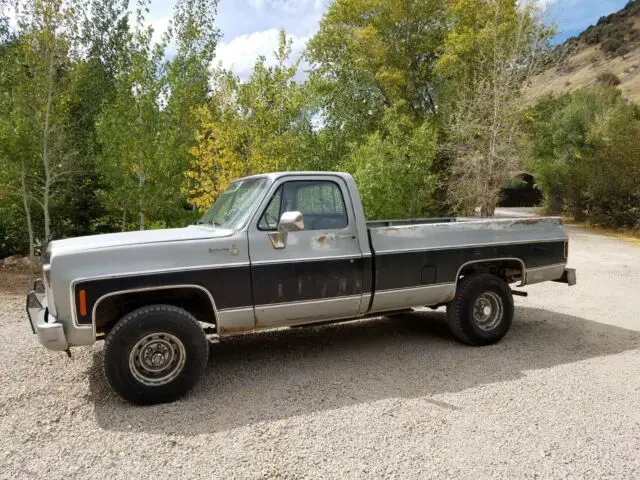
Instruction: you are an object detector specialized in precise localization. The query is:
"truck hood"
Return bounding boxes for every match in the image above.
[48,225,233,255]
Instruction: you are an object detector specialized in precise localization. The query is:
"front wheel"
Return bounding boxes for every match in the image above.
[446,273,514,346]
[103,304,209,405]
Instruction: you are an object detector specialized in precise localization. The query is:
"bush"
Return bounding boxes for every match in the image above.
[582,26,601,45]
[0,201,31,258]
[616,44,632,57]
[342,106,438,219]
[601,37,622,55]
[525,87,640,229]
[596,72,621,86]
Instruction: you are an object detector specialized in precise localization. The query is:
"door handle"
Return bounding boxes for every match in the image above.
[336,234,357,240]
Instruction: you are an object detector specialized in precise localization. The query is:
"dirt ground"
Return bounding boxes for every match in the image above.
[0,226,639,479]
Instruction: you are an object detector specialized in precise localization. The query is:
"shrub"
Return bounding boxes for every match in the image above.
[525,87,640,229]
[616,44,632,57]
[601,37,622,55]
[596,72,621,86]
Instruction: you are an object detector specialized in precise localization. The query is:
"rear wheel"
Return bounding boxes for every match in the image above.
[103,304,209,405]
[446,273,514,346]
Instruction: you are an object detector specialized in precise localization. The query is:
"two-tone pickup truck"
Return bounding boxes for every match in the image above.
[27,172,576,404]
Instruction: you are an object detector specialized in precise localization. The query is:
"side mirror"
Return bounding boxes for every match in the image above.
[268,211,304,249]
[278,211,304,232]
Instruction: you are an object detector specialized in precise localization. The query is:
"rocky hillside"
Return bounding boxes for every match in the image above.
[529,0,640,102]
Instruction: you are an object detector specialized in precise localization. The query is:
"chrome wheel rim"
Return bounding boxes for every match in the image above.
[129,333,186,386]
[473,292,503,331]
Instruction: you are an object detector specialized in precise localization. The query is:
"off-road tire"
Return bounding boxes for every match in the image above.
[103,304,208,405]
[446,273,514,346]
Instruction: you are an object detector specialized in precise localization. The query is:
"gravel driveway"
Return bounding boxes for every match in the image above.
[1,226,639,479]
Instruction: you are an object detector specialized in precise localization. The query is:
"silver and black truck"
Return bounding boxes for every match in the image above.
[27,172,576,404]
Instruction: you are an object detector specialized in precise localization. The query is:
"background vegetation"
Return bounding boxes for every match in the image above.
[0,0,638,260]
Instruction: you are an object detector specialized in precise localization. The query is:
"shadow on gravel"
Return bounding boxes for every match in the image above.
[88,306,640,435]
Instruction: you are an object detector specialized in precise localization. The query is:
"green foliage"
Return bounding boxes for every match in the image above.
[437,0,554,215]
[308,0,447,134]
[185,30,316,210]
[1,0,639,258]
[0,199,31,258]
[306,0,449,216]
[343,105,438,218]
[525,87,640,228]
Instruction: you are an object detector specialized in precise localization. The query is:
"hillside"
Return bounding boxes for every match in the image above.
[528,0,640,102]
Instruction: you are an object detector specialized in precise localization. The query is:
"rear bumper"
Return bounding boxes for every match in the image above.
[553,267,577,286]
[26,284,68,351]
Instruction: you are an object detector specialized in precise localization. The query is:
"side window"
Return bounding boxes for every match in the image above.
[289,181,348,230]
[258,180,349,231]
[258,186,283,230]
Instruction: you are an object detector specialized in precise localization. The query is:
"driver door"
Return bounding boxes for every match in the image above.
[248,176,364,327]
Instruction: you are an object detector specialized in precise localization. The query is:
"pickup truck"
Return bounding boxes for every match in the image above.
[27,172,576,404]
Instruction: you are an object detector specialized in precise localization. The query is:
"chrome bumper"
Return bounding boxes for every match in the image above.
[26,281,68,351]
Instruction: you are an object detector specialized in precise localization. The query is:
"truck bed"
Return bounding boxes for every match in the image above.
[365,216,567,313]
[366,217,456,228]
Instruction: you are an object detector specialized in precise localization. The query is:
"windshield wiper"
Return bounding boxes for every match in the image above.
[198,220,221,227]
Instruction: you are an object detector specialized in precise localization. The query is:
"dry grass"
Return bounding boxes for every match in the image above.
[527,45,640,103]
[527,6,640,103]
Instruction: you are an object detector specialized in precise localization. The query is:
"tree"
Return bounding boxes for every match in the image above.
[20,0,81,243]
[306,0,449,217]
[161,0,220,223]
[344,103,439,219]
[185,30,313,210]
[0,38,40,261]
[96,0,170,230]
[526,87,640,228]
[438,0,554,215]
[53,0,130,238]
[184,105,246,212]
[307,0,447,137]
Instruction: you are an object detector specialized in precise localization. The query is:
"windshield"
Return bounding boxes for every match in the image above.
[198,178,268,230]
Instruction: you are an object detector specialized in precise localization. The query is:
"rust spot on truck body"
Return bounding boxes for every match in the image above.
[381,225,421,233]
[220,325,254,335]
[512,218,545,226]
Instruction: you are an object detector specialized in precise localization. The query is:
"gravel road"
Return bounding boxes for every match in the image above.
[1,226,639,479]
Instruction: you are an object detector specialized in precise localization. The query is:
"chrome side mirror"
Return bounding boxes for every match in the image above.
[268,211,304,249]
[278,211,304,232]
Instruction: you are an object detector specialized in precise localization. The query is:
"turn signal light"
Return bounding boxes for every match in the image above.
[79,289,87,317]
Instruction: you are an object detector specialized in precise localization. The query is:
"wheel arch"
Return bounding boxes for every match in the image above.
[453,257,525,295]
[93,284,218,335]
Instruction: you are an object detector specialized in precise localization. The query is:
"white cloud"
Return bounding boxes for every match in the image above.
[148,15,172,45]
[248,0,326,14]
[533,0,558,9]
[215,28,309,80]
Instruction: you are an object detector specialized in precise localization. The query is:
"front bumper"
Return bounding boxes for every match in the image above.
[26,281,68,351]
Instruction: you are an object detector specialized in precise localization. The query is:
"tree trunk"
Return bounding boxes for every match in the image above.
[20,165,35,267]
[121,204,127,232]
[42,58,55,246]
[138,173,145,231]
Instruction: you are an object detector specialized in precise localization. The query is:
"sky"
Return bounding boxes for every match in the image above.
[147,0,630,79]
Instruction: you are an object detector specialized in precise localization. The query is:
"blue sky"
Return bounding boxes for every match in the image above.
[148,0,630,79]
[543,0,630,42]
